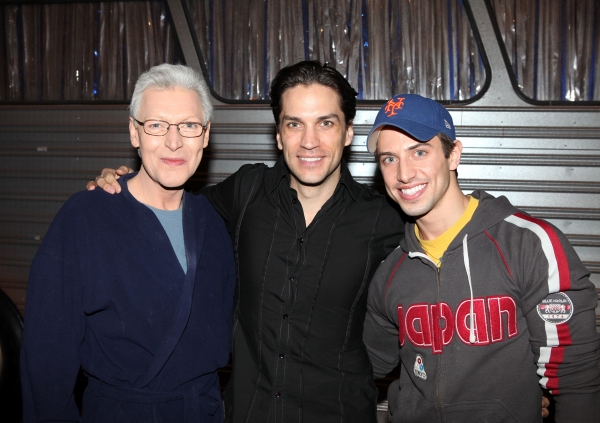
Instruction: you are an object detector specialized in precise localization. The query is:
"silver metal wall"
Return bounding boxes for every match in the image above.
[0,0,598,333]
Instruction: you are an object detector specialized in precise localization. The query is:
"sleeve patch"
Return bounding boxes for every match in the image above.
[537,292,573,325]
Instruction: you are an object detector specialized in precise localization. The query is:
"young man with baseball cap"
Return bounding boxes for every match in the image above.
[363,94,600,422]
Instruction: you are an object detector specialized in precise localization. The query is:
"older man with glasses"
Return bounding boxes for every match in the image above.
[20,64,236,423]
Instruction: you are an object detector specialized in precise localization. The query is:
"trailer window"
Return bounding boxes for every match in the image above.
[184,0,489,102]
[490,0,600,102]
[0,1,184,103]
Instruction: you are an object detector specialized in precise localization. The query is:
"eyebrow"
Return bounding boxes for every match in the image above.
[143,116,203,122]
[317,114,340,121]
[376,141,431,158]
[407,142,430,151]
[281,114,341,122]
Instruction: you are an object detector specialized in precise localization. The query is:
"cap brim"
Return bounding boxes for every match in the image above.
[367,126,384,153]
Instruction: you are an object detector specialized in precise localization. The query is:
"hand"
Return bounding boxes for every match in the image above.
[542,394,550,419]
[86,166,133,194]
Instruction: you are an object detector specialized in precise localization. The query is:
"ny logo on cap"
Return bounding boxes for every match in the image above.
[385,97,405,117]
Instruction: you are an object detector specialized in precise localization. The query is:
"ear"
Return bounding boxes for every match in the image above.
[344,122,354,147]
[275,125,283,151]
[202,122,211,148]
[449,139,463,171]
[129,117,140,148]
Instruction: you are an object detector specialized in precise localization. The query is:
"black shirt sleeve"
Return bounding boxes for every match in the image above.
[380,198,405,255]
[200,178,236,233]
[199,163,261,239]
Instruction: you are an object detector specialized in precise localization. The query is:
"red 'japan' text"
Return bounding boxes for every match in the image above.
[397,296,518,354]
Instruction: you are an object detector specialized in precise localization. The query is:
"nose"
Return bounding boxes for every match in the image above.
[397,156,416,183]
[300,125,320,150]
[164,125,183,151]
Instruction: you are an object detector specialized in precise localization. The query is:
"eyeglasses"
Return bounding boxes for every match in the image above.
[134,118,208,138]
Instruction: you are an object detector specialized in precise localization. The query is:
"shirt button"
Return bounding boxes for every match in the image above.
[289,276,295,282]
[292,199,297,204]
[282,314,288,319]
[279,353,284,359]
[275,392,281,398]
[298,237,304,243]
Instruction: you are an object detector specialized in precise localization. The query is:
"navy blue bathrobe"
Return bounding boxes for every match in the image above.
[20,173,236,423]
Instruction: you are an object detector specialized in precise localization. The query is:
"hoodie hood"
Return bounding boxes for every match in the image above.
[400,190,519,254]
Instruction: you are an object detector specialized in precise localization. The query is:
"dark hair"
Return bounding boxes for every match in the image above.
[269,60,358,127]
[438,132,456,158]
[437,132,460,178]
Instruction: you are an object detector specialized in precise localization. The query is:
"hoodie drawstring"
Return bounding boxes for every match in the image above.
[462,234,476,344]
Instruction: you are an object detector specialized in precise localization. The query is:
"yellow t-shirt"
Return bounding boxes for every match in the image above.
[415,196,479,267]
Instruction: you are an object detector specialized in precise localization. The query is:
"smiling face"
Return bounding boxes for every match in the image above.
[276,84,353,194]
[377,127,462,224]
[129,88,209,192]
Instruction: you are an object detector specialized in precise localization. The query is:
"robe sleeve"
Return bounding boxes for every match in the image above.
[20,202,85,423]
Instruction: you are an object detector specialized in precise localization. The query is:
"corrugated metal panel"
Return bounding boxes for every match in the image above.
[1,105,599,329]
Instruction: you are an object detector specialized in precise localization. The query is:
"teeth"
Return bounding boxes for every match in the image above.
[300,157,321,162]
[402,184,425,195]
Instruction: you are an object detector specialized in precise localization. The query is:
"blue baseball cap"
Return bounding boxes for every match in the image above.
[367,94,456,153]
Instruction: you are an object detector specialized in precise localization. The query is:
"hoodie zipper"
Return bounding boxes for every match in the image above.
[409,251,444,422]
[436,236,473,423]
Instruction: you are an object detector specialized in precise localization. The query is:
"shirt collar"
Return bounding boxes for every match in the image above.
[266,156,361,203]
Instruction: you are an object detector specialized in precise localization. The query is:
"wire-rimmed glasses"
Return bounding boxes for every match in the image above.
[134,118,207,138]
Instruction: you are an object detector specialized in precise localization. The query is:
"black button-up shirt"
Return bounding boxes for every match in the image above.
[203,157,404,423]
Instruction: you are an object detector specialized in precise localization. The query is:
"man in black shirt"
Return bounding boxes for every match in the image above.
[89,61,404,422]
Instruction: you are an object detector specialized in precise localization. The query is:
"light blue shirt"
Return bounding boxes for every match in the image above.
[146,203,187,274]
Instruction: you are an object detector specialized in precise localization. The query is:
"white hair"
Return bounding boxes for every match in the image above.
[129,64,213,124]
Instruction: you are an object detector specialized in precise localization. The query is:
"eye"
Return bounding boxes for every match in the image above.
[287,122,301,129]
[147,121,164,129]
[379,156,396,164]
[181,122,199,129]
[414,149,427,157]
[321,120,333,127]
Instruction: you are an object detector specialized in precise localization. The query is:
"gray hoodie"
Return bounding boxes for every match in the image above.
[364,190,600,422]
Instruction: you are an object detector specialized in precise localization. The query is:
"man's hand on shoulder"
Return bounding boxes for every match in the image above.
[86,166,133,194]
